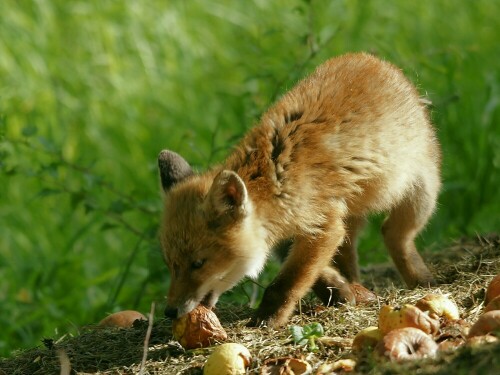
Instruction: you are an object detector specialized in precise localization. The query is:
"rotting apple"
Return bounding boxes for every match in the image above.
[378,304,439,336]
[99,310,147,328]
[376,327,438,362]
[484,295,500,313]
[172,305,227,349]
[467,310,500,338]
[415,293,460,321]
[350,283,378,305]
[485,274,500,305]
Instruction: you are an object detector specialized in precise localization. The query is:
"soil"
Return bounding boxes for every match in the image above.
[1,234,499,375]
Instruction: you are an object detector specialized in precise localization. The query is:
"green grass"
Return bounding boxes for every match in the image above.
[0,0,499,357]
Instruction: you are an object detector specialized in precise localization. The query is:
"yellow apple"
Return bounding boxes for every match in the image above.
[204,343,252,375]
[378,304,439,335]
[352,326,383,352]
[415,294,460,321]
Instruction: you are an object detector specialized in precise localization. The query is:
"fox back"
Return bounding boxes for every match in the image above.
[159,53,440,326]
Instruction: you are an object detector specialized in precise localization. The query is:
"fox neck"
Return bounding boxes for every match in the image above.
[235,205,270,279]
[220,119,297,247]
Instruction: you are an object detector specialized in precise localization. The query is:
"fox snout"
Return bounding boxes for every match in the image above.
[164,298,199,318]
[165,289,216,319]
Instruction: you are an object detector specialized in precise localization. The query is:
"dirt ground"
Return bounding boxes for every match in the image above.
[1,234,499,375]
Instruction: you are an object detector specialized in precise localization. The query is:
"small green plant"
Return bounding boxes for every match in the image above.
[289,322,324,352]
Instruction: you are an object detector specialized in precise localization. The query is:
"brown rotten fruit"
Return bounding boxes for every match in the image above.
[467,310,500,338]
[99,310,147,328]
[376,327,438,362]
[350,283,378,305]
[172,305,227,349]
[485,274,500,305]
[316,359,356,374]
[261,357,312,375]
[484,296,500,313]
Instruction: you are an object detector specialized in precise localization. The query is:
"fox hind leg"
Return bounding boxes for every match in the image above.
[312,215,364,306]
[312,266,356,307]
[382,175,440,288]
[333,215,366,283]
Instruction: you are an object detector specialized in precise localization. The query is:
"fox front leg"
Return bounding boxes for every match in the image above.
[251,217,349,327]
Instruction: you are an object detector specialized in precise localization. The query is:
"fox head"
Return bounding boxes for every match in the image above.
[158,150,268,318]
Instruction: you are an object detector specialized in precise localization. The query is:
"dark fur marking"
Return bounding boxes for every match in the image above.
[250,171,262,180]
[285,111,303,124]
[271,129,285,162]
[311,117,327,124]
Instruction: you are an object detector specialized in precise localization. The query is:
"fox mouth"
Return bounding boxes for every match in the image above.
[201,291,214,307]
[164,290,216,319]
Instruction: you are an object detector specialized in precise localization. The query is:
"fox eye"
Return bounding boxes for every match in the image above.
[191,259,205,269]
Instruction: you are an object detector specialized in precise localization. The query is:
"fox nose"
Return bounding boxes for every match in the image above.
[164,306,178,319]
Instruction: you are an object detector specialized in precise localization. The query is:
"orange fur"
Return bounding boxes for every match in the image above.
[159,53,441,327]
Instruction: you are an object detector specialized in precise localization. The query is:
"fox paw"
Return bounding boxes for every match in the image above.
[248,306,291,328]
[246,317,269,328]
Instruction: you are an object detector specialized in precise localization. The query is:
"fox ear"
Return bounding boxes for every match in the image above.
[158,150,194,192]
[206,170,248,220]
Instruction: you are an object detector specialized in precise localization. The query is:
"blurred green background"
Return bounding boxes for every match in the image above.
[0,0,499,356]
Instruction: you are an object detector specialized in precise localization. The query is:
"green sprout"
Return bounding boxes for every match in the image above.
[289,322,324,352]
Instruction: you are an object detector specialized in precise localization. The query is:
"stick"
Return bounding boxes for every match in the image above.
[57,349,71,375]
[139,302,155,375]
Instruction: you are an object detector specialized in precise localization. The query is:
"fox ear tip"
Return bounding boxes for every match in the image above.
[209,170,248,213]
[158,150,193,191]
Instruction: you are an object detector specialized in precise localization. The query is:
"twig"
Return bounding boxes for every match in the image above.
[139,302,156,375]
[56,349,71,375]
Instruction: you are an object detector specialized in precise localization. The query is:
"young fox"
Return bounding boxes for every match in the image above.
[159,53,440,327]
